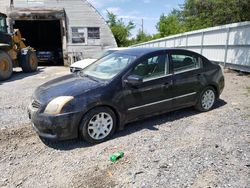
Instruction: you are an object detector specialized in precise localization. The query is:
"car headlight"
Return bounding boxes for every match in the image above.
[44,96,74,115]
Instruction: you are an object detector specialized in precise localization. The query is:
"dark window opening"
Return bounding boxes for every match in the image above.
[72,27,85,43]
[88,27,100,39]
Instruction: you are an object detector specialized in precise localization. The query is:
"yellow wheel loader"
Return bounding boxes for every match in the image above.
[0,12,38,81]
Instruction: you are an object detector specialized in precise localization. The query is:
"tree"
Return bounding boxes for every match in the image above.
[106,11,135,47]
[156,11,184,37]
[135,30,153,43]
[182,0,250,31]
[155,0,250,37]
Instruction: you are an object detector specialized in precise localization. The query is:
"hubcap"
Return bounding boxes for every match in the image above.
[0,58,9,72]
[87,112,113,140]
[201,89,215,110]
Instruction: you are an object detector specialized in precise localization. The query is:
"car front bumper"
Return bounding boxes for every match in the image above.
[28,105,82,140]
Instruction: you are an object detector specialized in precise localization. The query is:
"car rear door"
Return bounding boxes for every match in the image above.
[122,51,173,121]
[169,50,204,108]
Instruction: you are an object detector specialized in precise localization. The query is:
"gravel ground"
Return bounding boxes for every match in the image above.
[0,67,249,188]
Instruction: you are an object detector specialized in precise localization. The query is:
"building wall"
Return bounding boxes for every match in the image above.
[0,0,117,64]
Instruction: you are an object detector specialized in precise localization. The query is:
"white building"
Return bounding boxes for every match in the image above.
[0,0,117,65]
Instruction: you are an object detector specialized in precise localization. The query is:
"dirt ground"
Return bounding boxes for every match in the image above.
[0,67,249,187]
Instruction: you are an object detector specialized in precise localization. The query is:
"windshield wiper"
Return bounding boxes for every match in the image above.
[82,73,100,82]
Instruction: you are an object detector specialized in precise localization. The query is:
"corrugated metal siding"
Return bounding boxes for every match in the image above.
[0,0,9,12]
[187,34,202,46]
[132,22,250,72]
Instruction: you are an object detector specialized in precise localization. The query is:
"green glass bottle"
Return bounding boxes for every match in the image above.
[109,152,124,162]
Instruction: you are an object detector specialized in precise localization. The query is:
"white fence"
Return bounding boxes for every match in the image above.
[132,22,250,72]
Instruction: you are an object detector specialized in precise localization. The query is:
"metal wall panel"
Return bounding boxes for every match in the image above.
[186,47,201,54]
[159,41,166,47]
[187,34,202,46]
[175,36,186,47]
[228,26,250,45]
[202,47,225,62]
[203,30,227,45]
[165,39,175,47]
[227,47,250,66]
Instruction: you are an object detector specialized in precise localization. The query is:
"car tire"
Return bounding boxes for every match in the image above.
[21,50,38,73]
[0,51,13,81]
[79,107,117,144]
[195,86,216,112]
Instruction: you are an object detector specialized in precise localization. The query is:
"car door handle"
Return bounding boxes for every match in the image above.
[162,81,172,88]
[197,73,203,79]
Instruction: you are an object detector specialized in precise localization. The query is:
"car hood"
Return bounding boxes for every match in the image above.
[70,58,97,69]
[34,74,103,104]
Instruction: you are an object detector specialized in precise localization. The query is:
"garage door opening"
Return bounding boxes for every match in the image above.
[14,20,63,66]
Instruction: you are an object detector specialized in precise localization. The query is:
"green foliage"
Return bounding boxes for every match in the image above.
[106,11,135,47]
[129,31,163,45]
[156,12,184,38]
[129,30,153,45]
[183,0,250,30]
[156,0,250,37]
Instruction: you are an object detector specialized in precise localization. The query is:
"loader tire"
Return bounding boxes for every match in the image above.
[21,50,38,73]
[0,51,13,81]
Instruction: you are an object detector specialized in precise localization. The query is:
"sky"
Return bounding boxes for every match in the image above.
[87,0,185,37]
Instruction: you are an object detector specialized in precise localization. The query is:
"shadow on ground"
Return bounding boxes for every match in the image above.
[46,99,227,150]
[0,67,45,84]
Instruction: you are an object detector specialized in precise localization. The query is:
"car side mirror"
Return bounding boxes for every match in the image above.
[124,75,143,85]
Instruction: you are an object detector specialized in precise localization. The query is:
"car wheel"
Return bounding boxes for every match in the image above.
[0,51,13,81]
[21,50,38,73]
[195,87,216,112]
[79,107,116,144]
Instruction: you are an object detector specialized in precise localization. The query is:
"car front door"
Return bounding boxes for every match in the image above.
[122,51,173,121]
[169,50,204,109]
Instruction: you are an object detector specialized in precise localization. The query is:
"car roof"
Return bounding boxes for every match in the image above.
[105,47,129,51]
[114,47,204,58]
[113,47,161,56]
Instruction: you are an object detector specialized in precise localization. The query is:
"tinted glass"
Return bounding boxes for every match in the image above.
[132,54,168,80]
[0,16,7,33]
[171,53,200,73]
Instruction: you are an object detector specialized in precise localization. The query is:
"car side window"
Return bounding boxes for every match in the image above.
[131,54,168,81]
[171,53,200,73]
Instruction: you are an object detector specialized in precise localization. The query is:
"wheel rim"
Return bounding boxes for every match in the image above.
[0,58,9,72]
[29,54,37,69]
[201,89,215,110]
[87,112,113,140]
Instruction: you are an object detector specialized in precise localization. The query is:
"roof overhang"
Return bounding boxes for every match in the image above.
[8,8,65,20]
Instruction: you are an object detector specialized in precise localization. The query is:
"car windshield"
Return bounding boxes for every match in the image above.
[81,53,136,80]
[0,15,7,33]
[95,49,118,59]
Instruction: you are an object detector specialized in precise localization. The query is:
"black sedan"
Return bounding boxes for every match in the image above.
[28,48,224,143]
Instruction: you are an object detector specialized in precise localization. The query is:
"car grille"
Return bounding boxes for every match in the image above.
[32,100,41,109]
